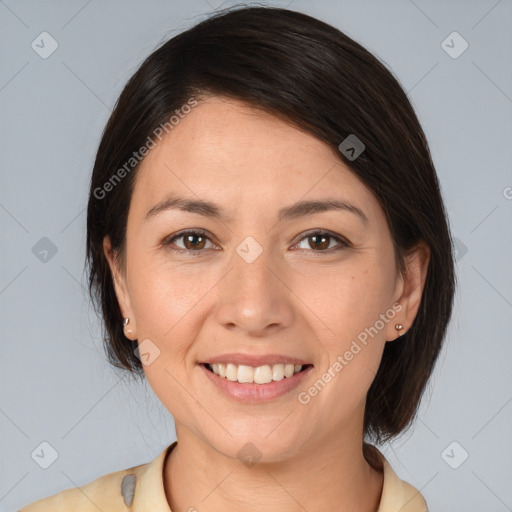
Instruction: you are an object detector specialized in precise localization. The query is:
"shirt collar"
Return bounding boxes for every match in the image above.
[131,442,426,511]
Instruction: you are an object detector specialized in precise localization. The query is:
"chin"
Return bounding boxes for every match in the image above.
[204,428,304,465]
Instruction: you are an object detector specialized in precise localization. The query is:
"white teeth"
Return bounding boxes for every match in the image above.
[237,365,254,383]
[284,363,295,378]
[272,364,284,381]
[253,365,273,384]
[225,363,238,381]
[207,362,304,384]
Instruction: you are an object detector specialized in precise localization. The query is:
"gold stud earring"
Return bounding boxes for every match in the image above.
[123,317,133,335]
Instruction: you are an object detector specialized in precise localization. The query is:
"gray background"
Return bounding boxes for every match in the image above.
[1,0,511,510]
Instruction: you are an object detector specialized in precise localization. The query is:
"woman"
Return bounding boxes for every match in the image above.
[21,5,455,511]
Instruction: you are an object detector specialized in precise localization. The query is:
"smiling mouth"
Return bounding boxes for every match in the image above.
[203,362,312,384]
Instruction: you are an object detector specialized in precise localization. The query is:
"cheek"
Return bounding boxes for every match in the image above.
[126,256,208,414]
[301,252,395,399]
[126,251,207,358]
[306,255,395,341]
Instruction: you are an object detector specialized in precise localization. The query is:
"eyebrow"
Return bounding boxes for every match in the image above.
[144,194,369,225]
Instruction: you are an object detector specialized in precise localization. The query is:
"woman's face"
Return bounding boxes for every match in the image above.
[105,95,427,462]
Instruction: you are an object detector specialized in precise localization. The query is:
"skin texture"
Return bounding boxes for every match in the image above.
[104,96,430,511]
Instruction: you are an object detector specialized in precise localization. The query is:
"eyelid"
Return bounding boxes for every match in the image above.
[163,228,351,254]
[291,229,351,252]
[163,228,219,254]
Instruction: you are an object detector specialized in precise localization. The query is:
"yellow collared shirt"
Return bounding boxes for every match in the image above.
[20,442,428,511]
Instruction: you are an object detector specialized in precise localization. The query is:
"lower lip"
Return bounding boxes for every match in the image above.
[199,364,313,403]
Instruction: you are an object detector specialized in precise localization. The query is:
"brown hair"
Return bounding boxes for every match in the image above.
[86,5,456,446]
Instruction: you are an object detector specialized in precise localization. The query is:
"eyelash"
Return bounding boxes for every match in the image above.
[163,229,351,256]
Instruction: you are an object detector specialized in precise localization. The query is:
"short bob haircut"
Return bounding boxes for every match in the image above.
[86,5,456,447]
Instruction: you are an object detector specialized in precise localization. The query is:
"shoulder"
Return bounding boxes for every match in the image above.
[390,477,429,512]
[20,442,175,511]
[369,445,428,512]
[19,460,148,511]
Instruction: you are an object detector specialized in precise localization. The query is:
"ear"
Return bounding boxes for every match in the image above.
[103,236,137,340]
[386,241,430,341]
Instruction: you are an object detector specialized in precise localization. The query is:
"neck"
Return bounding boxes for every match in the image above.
[164,427,384,512]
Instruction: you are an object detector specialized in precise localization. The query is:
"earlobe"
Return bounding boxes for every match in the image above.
[123,317,136,339]
[103,236,137,339]
[387,241,430,342]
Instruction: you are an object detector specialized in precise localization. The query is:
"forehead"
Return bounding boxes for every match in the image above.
[130,96,378,222]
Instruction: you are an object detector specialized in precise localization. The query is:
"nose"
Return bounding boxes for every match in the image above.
[214,244,295,337]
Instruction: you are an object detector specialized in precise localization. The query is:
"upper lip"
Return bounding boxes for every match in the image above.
[201,353,311,367]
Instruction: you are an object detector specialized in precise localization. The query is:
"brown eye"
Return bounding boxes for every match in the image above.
[294,230,350,253]
[165,230,215,253]
[182,232,207,250]
[308,233,330,250]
